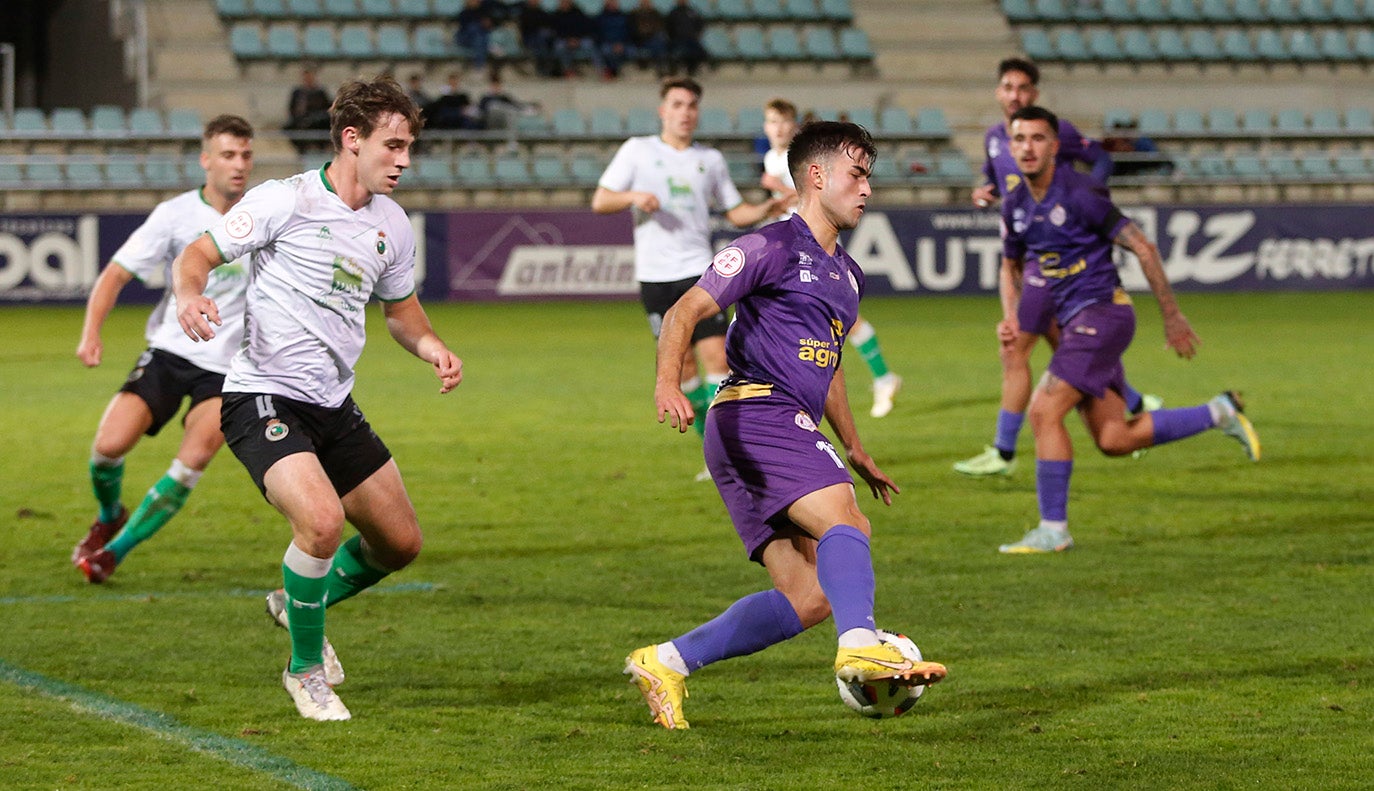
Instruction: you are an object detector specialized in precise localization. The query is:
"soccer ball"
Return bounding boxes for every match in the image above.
[835,629,927,719]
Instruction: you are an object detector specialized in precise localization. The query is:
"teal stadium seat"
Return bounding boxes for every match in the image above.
[1232,0,1267,23]
[377,24,410,58]
[432,0,461,14]
[287,0,325,17]
[915,107,950,137]
[411,158,454,187]
[1298,153,1336,179]
[702,28,737,59]
[105,160,143,187]
[90,105,127,134]
[1319,30,1355,62]
[1230,153,1265,180]
[1120,28,1155,60]
[395,0,430,17]
[1101,0,1134,23]
[1020,29,1055,61]
[844,107,876,131]
[413,24,452,57]
[877,106,913,136]
[804,27,839,60]
[266,22,302,57]
[230,24,266,57]
[303,23,338,58]
[736,107,764,135]
[359,0,394,16]
[589,107,624,136]
[698,106,733,135]
[1165,0,1201,22]
[569,154,604,184]
[25,162,64,185]
[168,109,203,136]
[714,0,751,22]
[937,151,974,182]
[1002,0,1035,23]
[50,108,88,135]
[818,0,853,22]
[1133,0,1170,22]
[868,156,902,183]
[1330,0,1366,22]
[1265,152,1301,179]
[1199,0,1233,22]
[1137,108,1170,136]
[1185,29,1224,63]
[1153,28,1189,62]
[1207,108,1239,135]
[128,108,166,135]
[1309,108,1341,134]
[1072,0,1104,21]
[1287,30,1322,62]
[1033,0,1073,23]
[1275,108,1307,134]
[1193,154,1231,179]
[1241,108,1271,134]
[144,159,184,187]
[0,162,23,185]
[1263,0,1301,24]
[752,0,787,22]
[1354,29,1374,61]
[1173,108,1205,135]
[1088,30,1123,61]
[1295,0,1332,22]
[339,23,375,58]
[785,0,823,22]
[323,0,359,15]
[456,157,495,186]
[768,27,804,61]
[735,25,768,61]
[1221,30,1256,62]
[1253,28,1286,60]
[726,153,758,185]
[1344,106,1373,133]
[253,0,287,15]
[837,28,873,61]
[66,161,105,188]
[217,0,252,17]
[626,106,658,135]
[1333,151,1372,178]
[531,154,569,185]
[552,108,587,136]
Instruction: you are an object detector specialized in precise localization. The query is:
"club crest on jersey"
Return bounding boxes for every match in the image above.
[847,270,859,294]
[225,210,254,239]
[1005,173,1021,194]
[795,411,817,432]
[264,419,289,442]
[376,232,387,255]
[1049,204,1067,226]
[800,269,814,283]
[712,246,745,277]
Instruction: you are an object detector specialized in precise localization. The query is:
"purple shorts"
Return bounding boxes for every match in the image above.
[703,397,855,562]
[1018,267,1054,335]
[1047,300,1135,399]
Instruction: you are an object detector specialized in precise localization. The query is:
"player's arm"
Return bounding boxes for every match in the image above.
[76,262,136,367]
[1113,221,1199,359]
[823,364,898,505]
[1079,140,1115,184]
[973,154,998,207]
[382,294,463,394]
[590,186,660,214]
[722,197,786,228]
[655,285,718,432]
[172,234,226,342]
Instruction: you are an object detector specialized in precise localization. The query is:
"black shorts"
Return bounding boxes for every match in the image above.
[118,348,226,437]
[220,392,392,499]
[640,276,728,343]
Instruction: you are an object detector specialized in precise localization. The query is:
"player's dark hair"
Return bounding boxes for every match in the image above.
[765,97,797,120]
[1010,105,1059,136]
[998,57,1040,85]
[786,121,877,187]
[203,114,253,143]
[659,75,702,100]
[329,75,423,151]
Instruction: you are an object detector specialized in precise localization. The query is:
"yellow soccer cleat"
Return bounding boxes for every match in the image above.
[624,645,690,730]
[835,642,948,686]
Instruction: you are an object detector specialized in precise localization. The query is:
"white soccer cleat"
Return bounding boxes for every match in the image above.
[282,665,351,721]
[870,374,902,418]
[266,589,345,686]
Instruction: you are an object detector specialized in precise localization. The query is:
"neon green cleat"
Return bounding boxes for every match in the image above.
[1132,394,1165,459]
[835,643,947,686]
[624,645,690,730]
[1212,391,1261,461]
[953,445,1016,477]
[998,525,1074,554]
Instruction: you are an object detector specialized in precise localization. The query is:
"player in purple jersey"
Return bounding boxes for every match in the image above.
[956,58,1160,479]
[996,106,1260,554]
[623,122,947,729]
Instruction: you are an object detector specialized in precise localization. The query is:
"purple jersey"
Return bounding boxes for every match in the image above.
[696,214,864,419]
[981,118,1108,198]
[1001,167,1130,325]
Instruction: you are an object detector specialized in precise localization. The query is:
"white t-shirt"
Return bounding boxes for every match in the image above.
[111,189,249,375]
[598,135,744,283]
[207,166,417,408]
[762,147,796,221]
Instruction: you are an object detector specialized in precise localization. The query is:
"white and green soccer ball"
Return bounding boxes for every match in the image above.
[835,629,926,719]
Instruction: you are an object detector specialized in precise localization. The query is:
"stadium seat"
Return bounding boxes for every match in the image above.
[915,107,950,137]
[531,154,569,185]
[1344,106,1373,133]
[253,0,287,15]
[1221,30,1256,62]
[303,23,339,58]
[358,0,393,16]
[736,106,764,135]
[1173,108,1206,135]
[1153,28,1189,62]
[25,162,64,185]
[1120,28,1156,60]
[1275,108,1307,134]
[1185,29,1224,62]
[735,25,768,61]
[1295,0,1333,22]
[1199,0,1233,21]
[1134,0,1170,22]
[266,22,302,57]
[1002,0,1035,22]
[552,108,587,136]
[698,106,733,135]
[1241,108,1272,133]
[1103,107,1134,129]
[144,158,184,187]
[1033,0,1072,22]
[1207,108,1239,135]
[1309,108,1342,134]
[338,23,374,58]
[714,0,751,21]
[229,24,266,58]
[1253,28,1287,61]
[287,0,325,16]
[869,156,902,183]
[844,107,876,130]
[1165,0,1201,21]
[413,24,452,57]
[377,24,410,58]
[411,158,453,187]
[1263,0,1301,24]
[168,108,203,136]
[1265,152,1301,179]
[589,107,624,136]
[803,27,839,60]
[323,0,358,15]
[1137,107,1170,136]
[1230,153,1265,179]
[569,154,605,184]
[90,105,127,134]
[726,153,760,184]
[1232,0,1268,23]
[701,27,737,60]
[1298,152,1336,179]
[395,0,430,17]
[432,0,461,14]
[1020,29,1055,61]
[1318,30,1355,62]
[625,106,658,135]
[1355,29,1374,61]
[818,0,853,22]
[837,28,874,61]
[1087,30,1123,61]
[66,161,104,188]
[877,106,914,136]
[1331,0,1366,22]
[768,27,805,61]
[1193,154,1231,178]
[128,108,166,135]
[456,157,495,186]
[217,0,252,17]
[1056,29,1091,62]
[752,0,787,22]
[105,160,143,186]
[1100,0,1134,23]
[936,151,974,182]
[50,108,88,135]
[1288,30,1322,62]
[785,0,823,21]
[1333,151,1372,178]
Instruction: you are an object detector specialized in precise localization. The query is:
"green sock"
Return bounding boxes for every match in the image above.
[324,535,389,607]
[853,334,890,379]
[105,474,191,563]
[686,380,714,438]
[90,459,124,523]
[283,560,330,674]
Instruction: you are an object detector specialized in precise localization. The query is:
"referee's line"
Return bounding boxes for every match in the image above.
[0,580,436,607]
[0,658,360,791]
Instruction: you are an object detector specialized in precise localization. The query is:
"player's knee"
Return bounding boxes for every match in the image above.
[1095,428,1136,457]
[292,503,347,545]
[381,526,423,569]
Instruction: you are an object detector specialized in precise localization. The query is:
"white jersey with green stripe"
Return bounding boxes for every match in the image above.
[112,188,249,374]
[207,165,417,408]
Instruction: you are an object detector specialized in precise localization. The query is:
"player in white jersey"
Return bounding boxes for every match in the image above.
[759,98,902,419]
[71,115,255,584]
[592,77,784,447]
[174,76,462,722]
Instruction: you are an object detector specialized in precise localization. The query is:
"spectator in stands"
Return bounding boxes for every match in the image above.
[597,0,633,80]
[406,73,433,111]
[628,0,670,76]
[1103,120,1172,177]
[425,70,481,130]
[285,66,331,154]
[551,0,605,78]
[455,0,496,72]
[517,0,559,78]
[665,0,708,76]
[478,76,540,130]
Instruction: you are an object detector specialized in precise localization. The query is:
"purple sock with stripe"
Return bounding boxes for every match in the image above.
[674,589,804,671]
[1036,459,1073,522]
[1151,405,1215,445]
[816,525,877,636]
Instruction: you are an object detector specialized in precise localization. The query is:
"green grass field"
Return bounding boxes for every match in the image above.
[0,292,1370,790]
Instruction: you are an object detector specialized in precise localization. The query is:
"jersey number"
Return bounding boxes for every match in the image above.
[815,440,845,469]
[255,395,277,419]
